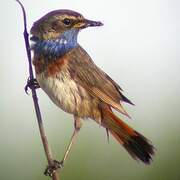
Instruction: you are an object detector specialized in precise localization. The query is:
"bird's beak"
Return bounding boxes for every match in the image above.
[84,19,103,27]
[74,19,103,29]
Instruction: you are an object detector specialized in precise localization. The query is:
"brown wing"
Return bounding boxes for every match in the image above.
[67,45,133,117]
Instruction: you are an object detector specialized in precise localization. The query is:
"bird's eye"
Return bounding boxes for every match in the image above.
[63,18,71,26]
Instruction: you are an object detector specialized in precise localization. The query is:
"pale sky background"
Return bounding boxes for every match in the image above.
[0,0,180,180]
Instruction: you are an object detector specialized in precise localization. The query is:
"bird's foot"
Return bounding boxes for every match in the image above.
[44,160,63,177]
[25,77,40,94]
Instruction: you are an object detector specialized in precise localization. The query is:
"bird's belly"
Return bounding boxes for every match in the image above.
[36,71,95,117]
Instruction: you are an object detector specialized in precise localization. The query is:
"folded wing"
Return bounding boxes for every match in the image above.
[67,45,134,117]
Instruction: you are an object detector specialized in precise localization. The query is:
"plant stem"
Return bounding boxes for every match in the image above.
[15,1,60,179]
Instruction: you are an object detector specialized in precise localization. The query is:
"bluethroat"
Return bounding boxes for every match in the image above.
[30,9,154,174]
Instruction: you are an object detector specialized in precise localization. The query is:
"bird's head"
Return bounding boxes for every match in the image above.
[31,9,103,41]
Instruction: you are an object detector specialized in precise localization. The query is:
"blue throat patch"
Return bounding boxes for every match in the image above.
[32,29,79,59]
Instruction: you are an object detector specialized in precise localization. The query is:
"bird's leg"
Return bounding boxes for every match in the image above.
[61,116,82,166]
[44,116,82,177]
[25,77,40,93]
[44,160,62,177]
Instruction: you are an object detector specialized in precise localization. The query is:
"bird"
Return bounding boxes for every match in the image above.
[30,9,154,174]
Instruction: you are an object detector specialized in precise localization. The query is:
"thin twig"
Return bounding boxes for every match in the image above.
[15,1,60,179]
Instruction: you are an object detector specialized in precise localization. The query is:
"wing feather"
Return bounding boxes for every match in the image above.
[66,45,133,117]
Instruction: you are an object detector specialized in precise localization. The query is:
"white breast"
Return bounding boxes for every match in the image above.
[36,70,83,114]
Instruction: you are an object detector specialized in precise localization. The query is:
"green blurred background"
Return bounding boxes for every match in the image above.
[0,0,180,179]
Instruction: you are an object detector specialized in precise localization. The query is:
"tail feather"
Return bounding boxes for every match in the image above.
[102,106,154,164]
[123,131,154,164]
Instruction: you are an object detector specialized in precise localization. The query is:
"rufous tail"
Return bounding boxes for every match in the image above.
[101,105,154,164]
